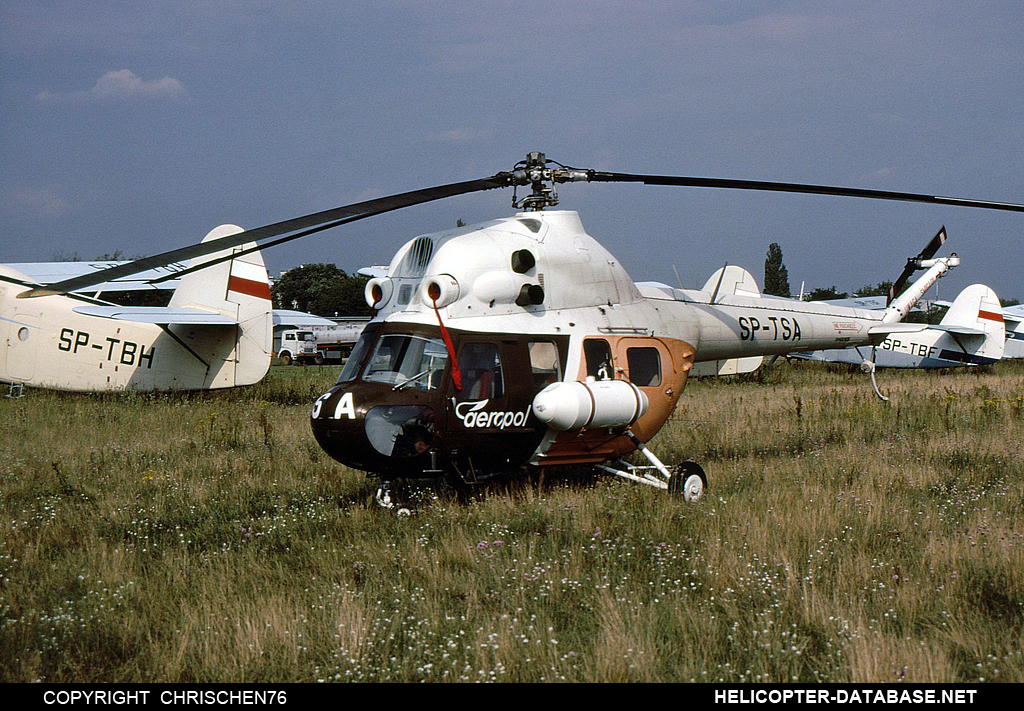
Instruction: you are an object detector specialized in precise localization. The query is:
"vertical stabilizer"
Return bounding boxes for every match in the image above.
[940,284,1005,363]
[701,265,761,300]
[168,225,272,387]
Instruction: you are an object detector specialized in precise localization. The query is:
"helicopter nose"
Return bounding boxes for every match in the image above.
[310,388,369,468]
[310,387,438,474]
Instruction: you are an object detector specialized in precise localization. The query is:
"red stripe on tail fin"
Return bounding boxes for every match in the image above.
[228,275,271,300]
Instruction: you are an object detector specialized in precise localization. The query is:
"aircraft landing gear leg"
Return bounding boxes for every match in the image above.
[375,481,394,509]
[594,430,709,501]
[374,480,411,516]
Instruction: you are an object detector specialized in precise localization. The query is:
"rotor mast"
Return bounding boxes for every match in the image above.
[509,152,589,211]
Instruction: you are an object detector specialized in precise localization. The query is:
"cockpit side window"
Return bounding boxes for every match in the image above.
[458,343,504,400]
[583,339,613,380]
[529,341,561,388]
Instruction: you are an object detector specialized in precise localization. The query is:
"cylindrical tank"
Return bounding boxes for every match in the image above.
[532,379,648,431]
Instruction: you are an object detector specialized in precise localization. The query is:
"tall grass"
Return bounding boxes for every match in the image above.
[1,362,1022,682]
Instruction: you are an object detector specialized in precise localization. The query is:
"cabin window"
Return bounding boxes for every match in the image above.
[627,347,662,387]
[583,339,613,380]
[458,343,504,400]
[529,341,560,388]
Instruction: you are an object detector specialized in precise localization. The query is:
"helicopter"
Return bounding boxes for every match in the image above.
[20,152,1024,503]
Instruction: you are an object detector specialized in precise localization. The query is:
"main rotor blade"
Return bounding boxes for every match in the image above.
[19,174,513,298]
[586,172,1024,213]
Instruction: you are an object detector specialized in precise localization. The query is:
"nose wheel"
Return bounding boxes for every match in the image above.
[374,481,411,516]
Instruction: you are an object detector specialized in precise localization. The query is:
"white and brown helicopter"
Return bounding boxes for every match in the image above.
[19,152,1024,502]
[1,226,273,393]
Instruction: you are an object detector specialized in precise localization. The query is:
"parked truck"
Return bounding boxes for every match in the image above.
[276,320,367,365]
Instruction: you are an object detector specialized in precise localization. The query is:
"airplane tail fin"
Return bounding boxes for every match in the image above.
[937,284,1005,363]
[702,265,761,301]
[168,225,273,387]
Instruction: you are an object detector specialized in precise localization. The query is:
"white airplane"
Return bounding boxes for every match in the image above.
[1004,305,1024,358]
[19,153,1024,503]
[792,283,1005,368]
[925,298,1023,360]
[1,225,272,392]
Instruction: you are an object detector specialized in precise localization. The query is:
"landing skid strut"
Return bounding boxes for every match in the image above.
[595,430,708,501]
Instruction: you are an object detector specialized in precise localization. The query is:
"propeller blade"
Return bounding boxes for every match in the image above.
[19,174,513,298]
[887,226,948,305]
[586,172,1024,213]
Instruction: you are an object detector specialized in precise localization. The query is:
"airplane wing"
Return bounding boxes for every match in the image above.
[72,305,237,325]
[817,295,888,310]
[6,261,182,292]
[816,295,925,311]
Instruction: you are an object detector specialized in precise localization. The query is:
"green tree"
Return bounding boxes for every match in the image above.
[763,243,790,297]
[854,280,894,298]
[308,275,372,317]
[805,286,848,301]
[272,263,371,316]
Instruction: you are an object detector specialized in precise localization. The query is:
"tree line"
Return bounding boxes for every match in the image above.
[271,263,372,317]
[763,242,1017,306]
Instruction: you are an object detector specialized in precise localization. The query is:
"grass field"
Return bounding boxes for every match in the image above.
[2,361,1022,683]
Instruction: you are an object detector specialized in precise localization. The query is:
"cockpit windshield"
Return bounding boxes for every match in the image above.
[337,327,377,383]
[360,333,450,391]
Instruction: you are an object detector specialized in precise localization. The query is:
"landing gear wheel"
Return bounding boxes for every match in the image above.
[374,481,412,516]
[668,462,708,502]
[375,481,395,510]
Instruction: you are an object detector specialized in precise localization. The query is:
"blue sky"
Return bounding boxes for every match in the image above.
[2,1,1022,300]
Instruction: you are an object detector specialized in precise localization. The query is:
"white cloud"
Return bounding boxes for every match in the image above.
[4,186,71,219]
[855,166,899,184]
[36,70,188,103]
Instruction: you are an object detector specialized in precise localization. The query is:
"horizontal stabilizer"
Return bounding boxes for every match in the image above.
[930,324,986,337]
[868,323,928,335]
[72,305,238,326]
